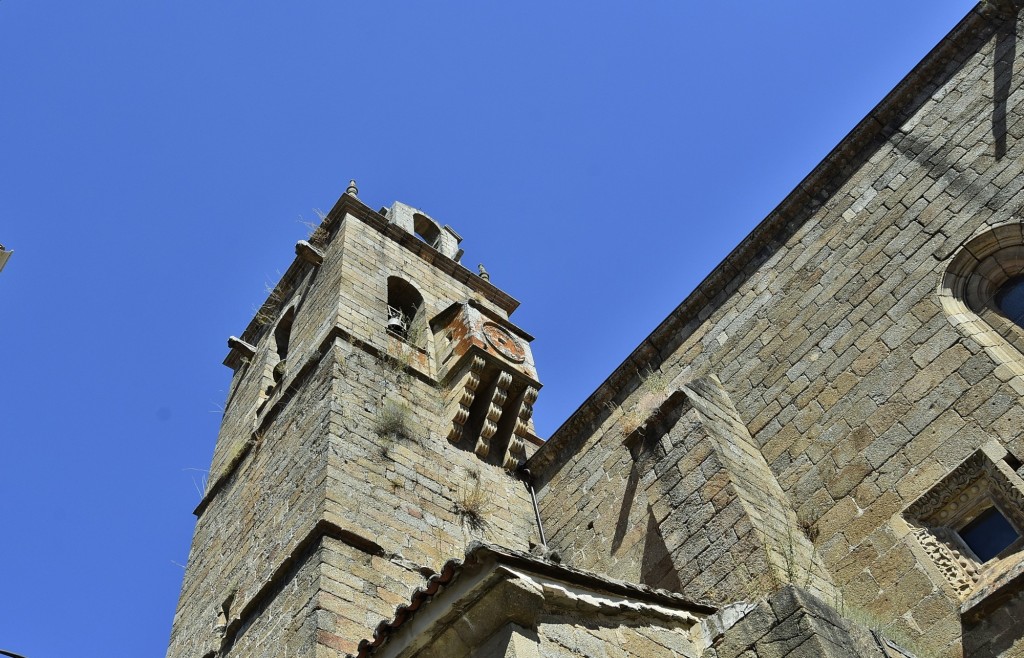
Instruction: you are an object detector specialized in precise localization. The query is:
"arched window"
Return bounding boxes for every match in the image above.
[996,276,1024,329]
[413,213,442,249]
[386,277,426,345]
[272,307,295,383]
[940,222,1024,378]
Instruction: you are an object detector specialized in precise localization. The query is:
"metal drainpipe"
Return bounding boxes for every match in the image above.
[518,467,547,547]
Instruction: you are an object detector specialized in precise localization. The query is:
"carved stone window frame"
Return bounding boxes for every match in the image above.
[903,443,1024,610]
[940,222,1024,386]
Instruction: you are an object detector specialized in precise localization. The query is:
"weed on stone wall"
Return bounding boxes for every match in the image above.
[620,368,671,437]
[378,353,412,392]
[254,280,291,327]
[455,471,489,532]
[298,209,330,249]
[375,400,413,456]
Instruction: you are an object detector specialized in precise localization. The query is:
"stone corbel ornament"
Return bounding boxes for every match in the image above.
[446,356,486,444]
[475,371,513,458]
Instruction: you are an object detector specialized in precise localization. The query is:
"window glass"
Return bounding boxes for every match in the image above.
[959,507,1020,562]
[996,276,1024,327]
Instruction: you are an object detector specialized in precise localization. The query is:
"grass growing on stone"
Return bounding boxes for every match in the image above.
[620,368,671,437]
[455,473,489,531]
[376,400,412,438]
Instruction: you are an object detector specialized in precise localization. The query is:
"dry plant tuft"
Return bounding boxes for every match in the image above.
[298,209,330,248]
[378,353,415,396]
[620,368,671,436]
[455,473,489,531]
[375,399,413,455]
[254,280,289,326]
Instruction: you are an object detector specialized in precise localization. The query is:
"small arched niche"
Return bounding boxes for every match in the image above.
[272,307,295,383]
[386,276,426,346]
[413,213,442,249]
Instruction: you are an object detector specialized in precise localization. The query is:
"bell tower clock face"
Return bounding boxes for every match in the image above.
[482,322,526,363]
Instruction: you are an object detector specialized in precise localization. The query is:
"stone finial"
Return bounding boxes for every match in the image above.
[478,264,490,281]
[346,180,359,196]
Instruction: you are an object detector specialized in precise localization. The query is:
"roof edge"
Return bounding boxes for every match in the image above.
[352,540,715,657]
[529,2,1003,476]
[327,193,522,315]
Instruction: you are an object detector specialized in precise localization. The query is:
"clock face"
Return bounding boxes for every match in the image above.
[482,322,526,363]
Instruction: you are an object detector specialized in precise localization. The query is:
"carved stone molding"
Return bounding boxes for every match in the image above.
[912,527,979,597]
[475,371,513,458]
[446,356,486,443]
[502,386,538,471]
[904,445,1024,604]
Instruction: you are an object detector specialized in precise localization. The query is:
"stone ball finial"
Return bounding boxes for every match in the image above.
[478,264,490,281]
[346,180,359,196]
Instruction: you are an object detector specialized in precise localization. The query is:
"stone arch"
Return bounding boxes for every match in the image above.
[271,306,295,384]
[939,222,1024,379]
[386,276,427,346]
[413,213,442,248]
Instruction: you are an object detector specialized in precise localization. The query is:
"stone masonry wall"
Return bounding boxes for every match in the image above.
[167,344,334,657]
[170,199,541,657]
[314,340,540,654]
[537,374,832,609]
[220,542,324,658]
[535,616,698,658]
[537,7,1024,657]
[963,585,1024,657]
[707,586,897,658]
[332,214,513,382]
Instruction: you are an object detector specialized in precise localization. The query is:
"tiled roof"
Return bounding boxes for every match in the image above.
[350,540,716,657]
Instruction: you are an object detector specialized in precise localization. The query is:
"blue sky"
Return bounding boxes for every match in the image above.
[0,2,977,656]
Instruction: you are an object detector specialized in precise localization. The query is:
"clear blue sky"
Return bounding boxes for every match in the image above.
[0,2,977,656]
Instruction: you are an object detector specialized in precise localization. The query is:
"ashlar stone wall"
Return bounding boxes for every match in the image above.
[534,6,1024,657]
[168,197,540,658]
[706,586,900,658]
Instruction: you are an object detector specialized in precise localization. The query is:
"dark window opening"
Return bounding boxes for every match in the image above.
[959,507,1020,562]
[386,277,424,344]
[272,308,295,383]
[275,309,294,361]
[413,214,442,249]
[996,276,1024,328]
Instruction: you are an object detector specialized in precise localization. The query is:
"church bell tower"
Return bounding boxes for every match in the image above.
[166,182,544,658]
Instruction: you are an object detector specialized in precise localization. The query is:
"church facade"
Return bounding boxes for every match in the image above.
[167,3,1024,656]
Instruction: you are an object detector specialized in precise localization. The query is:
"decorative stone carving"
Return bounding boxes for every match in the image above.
[475,371,513,458]
[502,386,538,471]
[431,300,542,466]
[913,527,978,597]
[904,446,1024,601]
[446,356,486,443]
[905,452,988,523]
[482,322,526,364]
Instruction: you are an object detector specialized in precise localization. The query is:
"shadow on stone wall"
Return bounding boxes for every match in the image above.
[962,586,1024,657]
[993,7,1018,159]
[640,510,683,592]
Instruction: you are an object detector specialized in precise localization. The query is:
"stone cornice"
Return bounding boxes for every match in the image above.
[325,193,521,315]
[231,192,521,351]
[354,541,713,658]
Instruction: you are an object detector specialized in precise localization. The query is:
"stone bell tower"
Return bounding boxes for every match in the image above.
[166,182,544,658]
